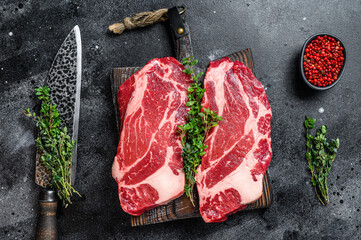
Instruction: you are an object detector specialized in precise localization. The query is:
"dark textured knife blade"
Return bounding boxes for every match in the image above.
[35,25,82,187]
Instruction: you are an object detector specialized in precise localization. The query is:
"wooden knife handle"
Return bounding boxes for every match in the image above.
[36,188,58,240]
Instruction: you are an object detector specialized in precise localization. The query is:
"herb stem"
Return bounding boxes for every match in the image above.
[179,56,223,205]
[304,116,339,205]
[25,86,80,207]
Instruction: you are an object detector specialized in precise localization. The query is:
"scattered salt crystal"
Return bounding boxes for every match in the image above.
[9,32,13,36]
[318,107,324,113]
[303,17,307,20]
[208,50,225,61]
[95,45,99,49]
[213,11,216,13]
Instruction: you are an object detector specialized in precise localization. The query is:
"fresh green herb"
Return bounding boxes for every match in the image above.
[304,116,340,205]
[25,86,80,207]
[179,56,223,205]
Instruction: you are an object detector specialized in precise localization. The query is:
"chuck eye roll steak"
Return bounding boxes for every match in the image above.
[195,58,272,223]
[112,57,192,216]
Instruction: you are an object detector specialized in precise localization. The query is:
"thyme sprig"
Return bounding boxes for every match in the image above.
[304,116,340,205]
[179,56,223,205]
[25,86,80,207]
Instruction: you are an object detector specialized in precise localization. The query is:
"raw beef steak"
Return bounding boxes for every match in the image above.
[195,58,272,223]
[112,57,191,215]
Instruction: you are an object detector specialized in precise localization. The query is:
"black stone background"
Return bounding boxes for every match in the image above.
[1,0,360,239]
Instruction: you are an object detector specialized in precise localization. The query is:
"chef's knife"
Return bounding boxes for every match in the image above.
[35,25,82,240]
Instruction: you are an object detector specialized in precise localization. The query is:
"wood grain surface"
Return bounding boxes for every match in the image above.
[111,48,273,226]
[36,189,58,240]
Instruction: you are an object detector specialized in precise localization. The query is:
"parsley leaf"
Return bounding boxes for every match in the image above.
[304,116,339,205]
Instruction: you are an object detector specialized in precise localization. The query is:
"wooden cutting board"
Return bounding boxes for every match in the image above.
[111,48,273,226]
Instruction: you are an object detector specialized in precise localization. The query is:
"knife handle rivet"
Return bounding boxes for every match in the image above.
[177,27,184,35]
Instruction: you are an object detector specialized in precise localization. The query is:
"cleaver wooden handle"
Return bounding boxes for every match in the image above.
[36,188,58,240]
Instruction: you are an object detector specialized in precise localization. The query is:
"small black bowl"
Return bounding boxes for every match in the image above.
[300,33,346,90]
